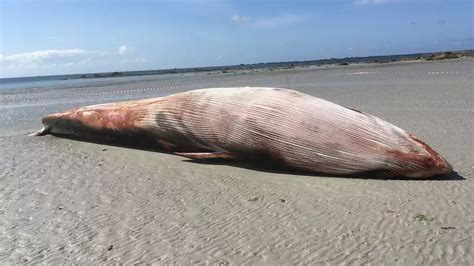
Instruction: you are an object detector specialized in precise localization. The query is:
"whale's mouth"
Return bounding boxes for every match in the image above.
[29,126,51,137]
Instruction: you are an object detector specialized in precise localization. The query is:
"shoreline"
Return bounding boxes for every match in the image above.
[1,49,472,84]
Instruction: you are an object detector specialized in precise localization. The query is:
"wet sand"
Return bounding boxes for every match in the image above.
[1,59,473,264]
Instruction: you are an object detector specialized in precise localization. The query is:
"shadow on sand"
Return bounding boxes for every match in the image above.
[46,134,465,181]
[181,158,465,181]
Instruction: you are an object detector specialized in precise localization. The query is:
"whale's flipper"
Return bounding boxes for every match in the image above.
[174,151,236,160]
[29,126,50,137]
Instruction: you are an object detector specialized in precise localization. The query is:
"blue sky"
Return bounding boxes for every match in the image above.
[1,0,472,78]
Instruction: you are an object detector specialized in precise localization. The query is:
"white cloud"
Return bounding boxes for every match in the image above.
[118,44,128,54]
[231,15,250,25]
[0,45,144,78]
[231,14,309,29]
[1,49,87,64]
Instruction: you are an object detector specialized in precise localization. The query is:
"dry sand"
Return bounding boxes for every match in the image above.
[1,58,473,264]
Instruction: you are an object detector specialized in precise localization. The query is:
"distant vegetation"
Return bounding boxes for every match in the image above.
[425,51,460,61]
[79,72,123,79]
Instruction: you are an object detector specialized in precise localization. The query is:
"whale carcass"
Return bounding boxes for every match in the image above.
[31,87,453,178]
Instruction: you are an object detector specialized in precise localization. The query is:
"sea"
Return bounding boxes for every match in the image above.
[0,70,181,91]
[1,75,102,91]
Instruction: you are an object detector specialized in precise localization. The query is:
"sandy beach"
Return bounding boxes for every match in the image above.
[1,59,473,264]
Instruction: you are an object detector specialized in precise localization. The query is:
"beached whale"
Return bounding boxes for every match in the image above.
[31,87,452,178]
